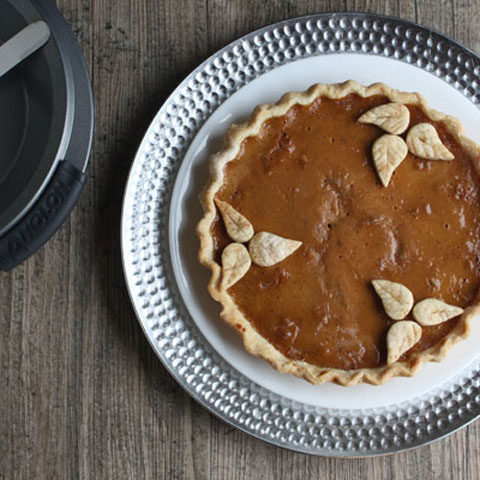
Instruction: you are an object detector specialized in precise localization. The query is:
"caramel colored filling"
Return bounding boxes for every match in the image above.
[212,94,480,370]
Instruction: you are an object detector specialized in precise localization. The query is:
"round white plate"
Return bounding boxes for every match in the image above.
[170,52,480,410]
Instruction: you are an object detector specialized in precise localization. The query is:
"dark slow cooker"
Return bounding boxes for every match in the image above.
[0,0,93,270]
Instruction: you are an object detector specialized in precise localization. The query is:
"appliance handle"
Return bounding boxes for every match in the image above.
[0,160,86,271]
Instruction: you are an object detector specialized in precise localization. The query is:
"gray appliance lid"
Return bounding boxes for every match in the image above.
[0,0,92,238]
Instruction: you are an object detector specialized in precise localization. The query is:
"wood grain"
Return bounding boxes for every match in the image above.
[1,0,480,478]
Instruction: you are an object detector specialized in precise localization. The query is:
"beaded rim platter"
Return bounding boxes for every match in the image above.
[121,13,480,456]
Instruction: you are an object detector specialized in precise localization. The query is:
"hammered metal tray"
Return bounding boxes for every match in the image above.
[121,13,480,456]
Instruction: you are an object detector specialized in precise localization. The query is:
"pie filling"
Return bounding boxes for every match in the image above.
[211,94,480,370]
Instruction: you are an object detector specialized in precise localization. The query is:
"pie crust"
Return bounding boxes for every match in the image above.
[197,80,480,386]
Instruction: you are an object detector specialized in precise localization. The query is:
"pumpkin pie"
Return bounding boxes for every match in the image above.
[197,80,480,385]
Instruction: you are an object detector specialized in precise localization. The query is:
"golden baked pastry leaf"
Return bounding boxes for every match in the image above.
[406,123,454,160]
[221,243,251,289]
[358,102,410,134]
[413,298,464,326]
[372,134,408,187]
[215,198,254,243]
[371,279,414,320]
[387,321,422,364]
[249,232,302,267]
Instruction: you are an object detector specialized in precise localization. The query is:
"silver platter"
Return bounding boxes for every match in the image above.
[121,13,480,456]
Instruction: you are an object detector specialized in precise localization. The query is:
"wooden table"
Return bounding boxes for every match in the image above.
[2,1,480,478]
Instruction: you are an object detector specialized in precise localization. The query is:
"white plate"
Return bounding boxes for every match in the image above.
[170,52,480,410]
